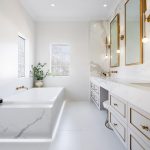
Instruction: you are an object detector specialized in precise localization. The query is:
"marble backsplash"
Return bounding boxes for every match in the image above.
[89,21,110,77]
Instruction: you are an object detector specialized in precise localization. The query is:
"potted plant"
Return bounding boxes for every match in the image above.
[30,63,49,87]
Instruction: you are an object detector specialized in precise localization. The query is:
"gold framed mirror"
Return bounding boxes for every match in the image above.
[110,14,120,67]
[125,0,145,65]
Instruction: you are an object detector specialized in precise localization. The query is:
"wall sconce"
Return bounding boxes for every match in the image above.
[105,37,111,59]
[142,2,149,43]
[142,36,149,43]
[145,1,150,22]
[142,13,149,43]
[120,35,124,40]
[105,55,108,59]
[146,17,150,22]
[145,13,150,22]
[116,50,120,54]
[105,37,111,49]
[107,44,111,49]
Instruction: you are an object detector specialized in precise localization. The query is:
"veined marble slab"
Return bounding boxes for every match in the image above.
[0,87,65,141]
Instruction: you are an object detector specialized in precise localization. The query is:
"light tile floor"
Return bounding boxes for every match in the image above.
[1,101,126,150]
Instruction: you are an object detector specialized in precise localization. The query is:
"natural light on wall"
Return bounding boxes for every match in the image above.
[50,44,71,76]
[18,33,30,78]
[18,36,25,78]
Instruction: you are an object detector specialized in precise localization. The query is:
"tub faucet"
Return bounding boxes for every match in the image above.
[16,86,28,91]
[0,98,3,104]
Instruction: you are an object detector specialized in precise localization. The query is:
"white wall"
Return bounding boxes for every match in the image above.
[35,22,90,101]
[0,0,35,98]
[109,0,150,82]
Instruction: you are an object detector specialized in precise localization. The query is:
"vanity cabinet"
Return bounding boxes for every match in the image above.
[110,112,127,144]
[90,81,108,110]
[128,104,150,149]
[128,129,150,150]
[109,94,150,150]
[90,82,100,109]
[109,94,128,148]
[110,95,127,120]
[90,77,150,150]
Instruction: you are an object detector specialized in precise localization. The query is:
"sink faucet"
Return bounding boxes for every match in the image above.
[101,70,118,77]
[16,86,28,91]
[110,70,118,74]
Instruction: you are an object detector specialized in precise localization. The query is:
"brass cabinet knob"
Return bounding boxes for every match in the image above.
[141,125,149,131]
[114,103,118,106]
[113,123,117,126]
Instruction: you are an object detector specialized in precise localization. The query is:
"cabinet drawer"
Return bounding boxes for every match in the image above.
[110,95,126,118]
[130,136,144,150]
[130,108,150,140]
[128,130,150,150]
[90,83,100,95]
[91,91,100,107]
[110,113,126,141]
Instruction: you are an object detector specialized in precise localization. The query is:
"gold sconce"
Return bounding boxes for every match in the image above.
[105,37,111,49]
[142,13,149,43]
[142,0,149,43]
[145,11,150,22]
[146,16,150,22]
[120,35,124,40]
[105,37,111,59]
[144,0,150,22]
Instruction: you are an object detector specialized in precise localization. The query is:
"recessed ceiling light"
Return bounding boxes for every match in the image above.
[103,4,107,7]
[50,3,56,7]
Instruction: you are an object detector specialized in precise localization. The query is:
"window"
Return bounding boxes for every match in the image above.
[18,36,25,78]
[50,44,70,76]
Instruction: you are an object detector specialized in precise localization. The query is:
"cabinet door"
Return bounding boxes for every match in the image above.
[110,113,126,141]
[128,129,150,150]
[110,95,126,118]
[128,104,150,147]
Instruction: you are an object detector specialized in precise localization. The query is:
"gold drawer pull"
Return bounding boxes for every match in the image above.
[113,123,117,126]
[114,103,118,106]
[141,125,149,131]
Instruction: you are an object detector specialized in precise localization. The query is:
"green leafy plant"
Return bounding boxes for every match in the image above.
[30,63,49,80]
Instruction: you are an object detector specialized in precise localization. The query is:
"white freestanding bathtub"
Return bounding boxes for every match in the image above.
[0,87,65,142]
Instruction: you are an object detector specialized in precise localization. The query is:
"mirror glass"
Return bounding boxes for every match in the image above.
[125,0,143,65]
[110,14,120,67]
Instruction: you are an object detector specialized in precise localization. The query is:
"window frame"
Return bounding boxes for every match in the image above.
[18,35,26,78]
[49,43,71,77]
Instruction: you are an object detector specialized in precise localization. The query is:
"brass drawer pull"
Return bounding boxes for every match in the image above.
[113,123,118,126]
[141,125,149,131]
[114,103,118,106]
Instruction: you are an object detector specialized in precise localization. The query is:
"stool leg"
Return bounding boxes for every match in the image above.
[105,110,112,130]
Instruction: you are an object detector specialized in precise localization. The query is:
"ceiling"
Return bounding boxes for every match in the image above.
[19,0,121,22]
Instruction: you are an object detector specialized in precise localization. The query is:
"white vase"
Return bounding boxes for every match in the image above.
[34,80,44,88]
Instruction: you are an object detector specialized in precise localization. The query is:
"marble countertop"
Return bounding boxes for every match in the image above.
[91,77,150,114]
